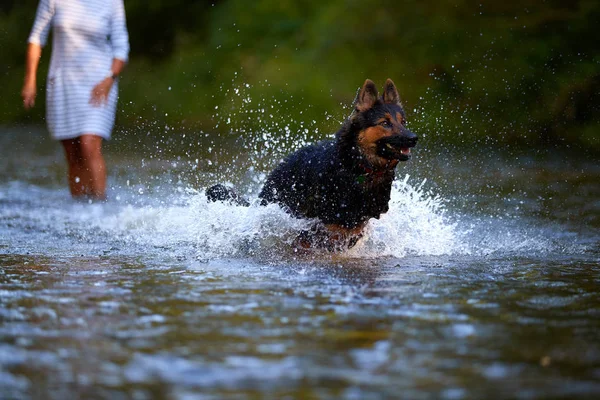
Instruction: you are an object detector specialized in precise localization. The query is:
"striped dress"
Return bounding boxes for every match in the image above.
[28,0,130,141]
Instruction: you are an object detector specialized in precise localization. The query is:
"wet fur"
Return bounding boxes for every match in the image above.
[208,79,418,250]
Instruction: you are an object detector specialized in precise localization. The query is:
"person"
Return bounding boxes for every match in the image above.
[22,0,130,200]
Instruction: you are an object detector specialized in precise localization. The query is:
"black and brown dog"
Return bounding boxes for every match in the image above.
[207,79,418,250]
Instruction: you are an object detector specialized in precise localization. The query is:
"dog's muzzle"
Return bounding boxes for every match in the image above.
[376,130,418,161]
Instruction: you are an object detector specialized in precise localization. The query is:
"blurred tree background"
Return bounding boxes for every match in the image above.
[1,0,598,151]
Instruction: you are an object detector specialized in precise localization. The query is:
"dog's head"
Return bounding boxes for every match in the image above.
[349,79,418,169]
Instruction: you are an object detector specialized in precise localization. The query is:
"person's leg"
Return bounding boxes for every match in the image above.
[78,134,106,200]
[61,138,88,198]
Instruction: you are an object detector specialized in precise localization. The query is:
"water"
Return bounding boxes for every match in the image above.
[1,126,599,399]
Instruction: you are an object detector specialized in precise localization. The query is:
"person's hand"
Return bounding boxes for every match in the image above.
[22,81,36,110]
[89,77,114,107]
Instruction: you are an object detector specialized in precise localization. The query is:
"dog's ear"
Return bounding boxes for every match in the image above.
[383,78,401,105]
[354,79,379,112]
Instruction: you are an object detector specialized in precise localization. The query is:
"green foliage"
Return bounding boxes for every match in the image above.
[1,0,598,151]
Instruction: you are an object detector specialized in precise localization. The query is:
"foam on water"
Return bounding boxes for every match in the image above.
[348,176,458,258]
[0,174,566,261]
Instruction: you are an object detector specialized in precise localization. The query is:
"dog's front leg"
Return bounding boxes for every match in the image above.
[293,223,365,251]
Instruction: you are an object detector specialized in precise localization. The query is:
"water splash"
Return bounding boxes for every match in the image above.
[210,77,347,185]
[1,78,588,261]
[97,176,461,260]
[348,176,459,258]
[0,174,569,261]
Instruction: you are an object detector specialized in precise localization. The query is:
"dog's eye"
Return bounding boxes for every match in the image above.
[380,121,392,128]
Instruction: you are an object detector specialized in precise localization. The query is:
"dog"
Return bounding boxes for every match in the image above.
[207,79,418,251]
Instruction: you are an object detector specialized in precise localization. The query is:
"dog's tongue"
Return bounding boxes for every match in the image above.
[401,148,411,155]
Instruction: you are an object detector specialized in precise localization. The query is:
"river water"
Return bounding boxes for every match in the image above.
[1,126,599,399]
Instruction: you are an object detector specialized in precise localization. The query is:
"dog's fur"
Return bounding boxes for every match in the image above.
[208,79,418,250]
